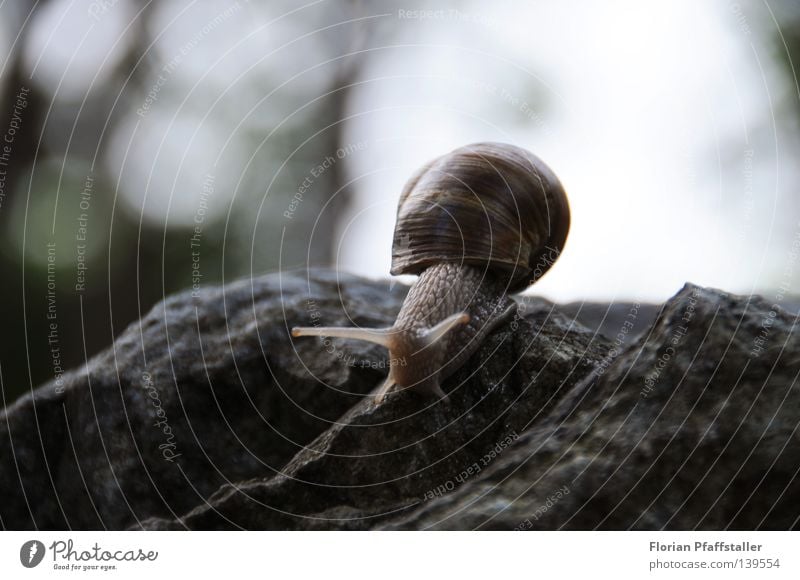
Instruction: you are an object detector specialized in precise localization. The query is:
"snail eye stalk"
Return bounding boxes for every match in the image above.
[422,312,470,346]
[291,325,394,348]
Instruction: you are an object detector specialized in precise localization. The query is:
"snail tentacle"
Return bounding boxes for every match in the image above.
[290,325,394,347]
[422,312,470,346]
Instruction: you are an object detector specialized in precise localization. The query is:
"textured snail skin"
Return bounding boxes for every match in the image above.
[292,142,569,404]
[386,262,516,400]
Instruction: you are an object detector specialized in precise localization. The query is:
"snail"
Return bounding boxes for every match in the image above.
[292,142,570,403]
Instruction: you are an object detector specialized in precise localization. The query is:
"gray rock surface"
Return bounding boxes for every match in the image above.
[1,270,798,530]
[1,271,400,529]
[387,285,800,530]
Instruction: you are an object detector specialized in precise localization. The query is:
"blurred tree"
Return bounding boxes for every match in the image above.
[0,0,372,402]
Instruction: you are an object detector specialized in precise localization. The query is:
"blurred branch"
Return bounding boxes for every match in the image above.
[310,0,372,265]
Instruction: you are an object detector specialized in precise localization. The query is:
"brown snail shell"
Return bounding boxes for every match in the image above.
[390,142,570,292]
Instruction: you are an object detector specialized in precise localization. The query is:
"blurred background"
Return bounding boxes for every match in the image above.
[1,0,799,401]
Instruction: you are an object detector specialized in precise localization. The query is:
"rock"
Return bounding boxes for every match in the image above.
[1,271,406,529]
[385,284,800,530]
[558,300,662,341]
[2,272,799,530]
[141,296,607,530]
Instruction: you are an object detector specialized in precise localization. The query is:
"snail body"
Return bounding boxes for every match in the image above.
[292,142,570,403]
[385,262,516,400]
